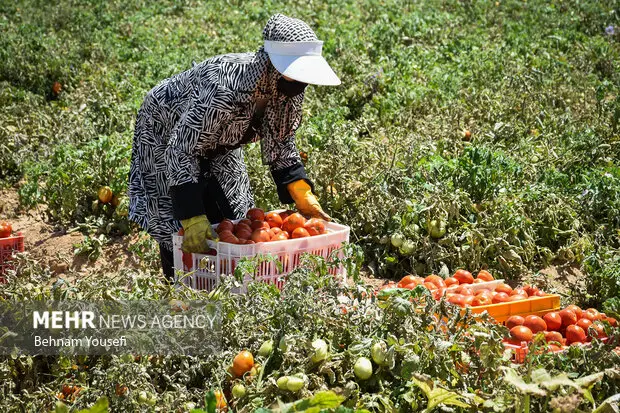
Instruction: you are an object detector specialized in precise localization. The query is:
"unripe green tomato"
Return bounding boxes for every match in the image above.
[286,376,305,392]
[310,339,328,363]
[276,376,289,390]
[354,357,373,380]
[371,341,387,365]
[390,233,404,248]
[137,391,148,404]
[232,383,246,398]
[258,340,274,357]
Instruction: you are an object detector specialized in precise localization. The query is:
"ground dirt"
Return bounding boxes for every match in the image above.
[0,188,588,298]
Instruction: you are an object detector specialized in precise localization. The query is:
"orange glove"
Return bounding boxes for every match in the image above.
[287,180,331,221]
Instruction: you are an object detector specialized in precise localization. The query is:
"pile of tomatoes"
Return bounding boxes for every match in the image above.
[505,305,617,349]
[0,221,12,239]
[215,209,327,245]
[386,269,549,307]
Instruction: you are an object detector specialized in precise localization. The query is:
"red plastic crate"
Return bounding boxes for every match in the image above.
[0,233,25,279]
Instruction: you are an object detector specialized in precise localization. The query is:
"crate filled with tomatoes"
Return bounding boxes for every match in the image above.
[0,220,24,279]
[384,269,561,322]
[172,209,350,292]
[502,305,618,362]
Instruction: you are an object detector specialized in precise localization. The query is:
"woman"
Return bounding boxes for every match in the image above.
[128,14,340,279]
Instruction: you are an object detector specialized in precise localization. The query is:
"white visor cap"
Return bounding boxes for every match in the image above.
[264,40,341,86]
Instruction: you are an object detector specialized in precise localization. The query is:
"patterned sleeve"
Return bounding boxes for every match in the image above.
[268,135,315,204]
[166,81,236,220]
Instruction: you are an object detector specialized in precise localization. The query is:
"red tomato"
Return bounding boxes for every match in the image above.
[463,295,475,306]
[0,221,13,238]
[423,282,438,291]
[246,208,265,221]
[507,294,528,302]
[559,309,578,328]
[216,219,235,233]
[505,316,525,330]
[265,212,283,228]
[448,294,466,307]
[590,322,607,339]
[251,220,270,231]
[251,229,271,243]
[495,283,513,294]
[576,318,593,331]
[291,227,310,238]
[566,305,583,320]
[444,277,459,287]
[282,213,306,233]
[453,269,474,284]
[565,325,587,344]
[523,315,547,333]
[304,218,326,236]
[424,275,446,289]
[493,292,510,303]
[543,312,563,331]
[476,270,494,281]
[511,288,529,297]
[544,331,564,345]
[471,294,492,306]
[473,278,485,284]
[510,326,533,343]
[454,286,473,296]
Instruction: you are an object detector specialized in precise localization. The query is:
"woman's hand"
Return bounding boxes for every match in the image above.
[180,215,218,253]
[287,180,331,221]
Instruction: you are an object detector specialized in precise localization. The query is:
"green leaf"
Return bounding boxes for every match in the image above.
[204,390,217,413]
[281,391,345,413]
[574,371,606,389]
[592,393,620,413]
[531,369,577,391]
[76,397,109,413]
[501,368,546,396]
[410,375,471,412]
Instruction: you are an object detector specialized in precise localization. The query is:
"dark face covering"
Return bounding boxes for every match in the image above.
[277,76,307,97]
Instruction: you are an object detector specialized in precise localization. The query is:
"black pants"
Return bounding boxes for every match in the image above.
[159,175,238,281]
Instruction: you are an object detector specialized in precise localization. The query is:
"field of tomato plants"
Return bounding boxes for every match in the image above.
[1,0,620,411]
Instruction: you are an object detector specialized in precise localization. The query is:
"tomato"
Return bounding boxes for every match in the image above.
[523,315,547,333]
[444,277,459,287]
[548,344,563,352]
[566,325,587,344]
[453,269,474,284]
[371,341,388,365]
[604,316,618,327]
[251,229,271,243]
[566,305,583,319]
[473,278,485,284]
[493,292,510,303]
[0,221,12,238]
[542,312,562,331]
[282,213,306,233]
[510,326,533,343]
[217,219,235,233]
[463,295,475,306]
[310,339,329,363]
[264,212,283,228]
[214,390,227,411]
[115,384,128,397]
[576,318,592,331]
[423,282,438,291]
[432,288,446,300]
[476,270,494,281]
[454,286,473,296]
[511,288,528,297]
[353,357,373,380]
[232,384,246,398]
[234,226,252,240]
[507,294,528,302]
[590,322,607,339]
[250,220,270,231]
[291,227,310,238]
[138,391,149,404]
[272,232,289,241]
[304,218,326,236]
[495,283,513,294]
[544,331,564,345]
[505,316,525,329]
[246,208,265,221]
[97,186,113,203]
[232,351,254,377]
[218,230,239,244]
[534,290,547,297]
[258,340,273,357]
[424,274,446,289]
[448,294,466,307]
[279,210,295,221]
[276,376,289,390]
[286,376,305,392]
[471,294,492,306]
[559,309,577,328]
[583,308,601,321]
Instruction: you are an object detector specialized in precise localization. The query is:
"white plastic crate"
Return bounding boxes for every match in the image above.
[172,221,350,292]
